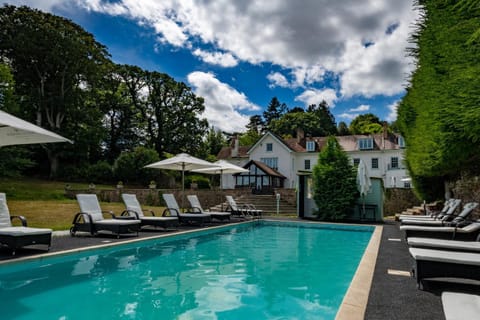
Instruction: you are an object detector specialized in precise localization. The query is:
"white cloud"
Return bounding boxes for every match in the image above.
[267,72,290,88]
[386,100,400,122]
[295,88,337,107]
[70,0,418,98]
[187,71,260,132]
[338,113,357,120]
[192,49,238,67]
[349,104,370,112]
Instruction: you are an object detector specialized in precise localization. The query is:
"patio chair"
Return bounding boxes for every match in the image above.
[400,221,480,241]
[407,237,480,252]
[409,247,480,290]
[0,193,52,255]
[162,194,211,225]
[71,194,141,238]
[225,195,262,217]
[441,292,480,320]
[186,195,231,222]
[399,199,461,222]
[401,202,478,226]
[121,194,179,230]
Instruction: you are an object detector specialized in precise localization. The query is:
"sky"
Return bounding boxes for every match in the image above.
[5,0,420,133]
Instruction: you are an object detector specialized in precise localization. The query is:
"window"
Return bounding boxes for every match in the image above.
[353,158,360,166]
[304,159,311,170]
[398,136,406,148]
[358,138,374,150]
[404,181,411,188]
[266,143,273,152]
[260,157,278,170]
[391,157,399,169]
[371,158,378,169]
[306,141,315,152]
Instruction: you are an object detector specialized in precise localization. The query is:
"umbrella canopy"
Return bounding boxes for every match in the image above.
[0,110,72,147]
[192,160,248,189]
[356,160,371,196]
[145,153,219,206]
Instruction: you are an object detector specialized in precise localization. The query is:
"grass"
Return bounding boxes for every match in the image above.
[1,178,165,231]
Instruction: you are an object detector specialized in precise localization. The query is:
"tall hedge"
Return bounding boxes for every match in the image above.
[397,0,480,200]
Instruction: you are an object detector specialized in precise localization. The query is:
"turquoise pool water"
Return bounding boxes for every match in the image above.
[0,221,373,320]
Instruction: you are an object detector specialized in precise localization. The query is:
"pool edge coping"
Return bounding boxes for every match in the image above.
[335,224,383,320]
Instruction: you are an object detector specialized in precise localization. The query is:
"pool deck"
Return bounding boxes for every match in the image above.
[1,218,478,319]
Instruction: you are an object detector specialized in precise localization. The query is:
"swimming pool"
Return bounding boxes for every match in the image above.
[0,221,373,319]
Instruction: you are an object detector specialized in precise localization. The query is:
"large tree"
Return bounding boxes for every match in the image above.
[349,113,383,135]
[263,97,287,129]
[397,0,480,200]
[0,5,111,177]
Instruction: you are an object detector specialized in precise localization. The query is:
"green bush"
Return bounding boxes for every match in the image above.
[114,147,161,185]
[86,161,113,184]
[312,136,358,220]
[184,175,211,189]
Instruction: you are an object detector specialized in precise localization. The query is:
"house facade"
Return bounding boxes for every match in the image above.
[218,130,410,191]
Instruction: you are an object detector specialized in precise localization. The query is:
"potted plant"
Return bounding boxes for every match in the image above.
[116,181,124,189]
[149,180,157,189]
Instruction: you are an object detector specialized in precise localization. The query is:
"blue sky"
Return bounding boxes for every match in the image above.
[6,0,420,133]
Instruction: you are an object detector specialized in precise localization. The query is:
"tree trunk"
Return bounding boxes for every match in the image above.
[46,149,59,179]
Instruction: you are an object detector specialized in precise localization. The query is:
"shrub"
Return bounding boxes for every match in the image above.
[113,147,161,185]
[85,161,113,184]
[312,136,358,220]
[184,175,211,189]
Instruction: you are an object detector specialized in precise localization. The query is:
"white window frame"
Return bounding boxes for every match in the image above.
[358,138,374,150]
[306,141,315,152]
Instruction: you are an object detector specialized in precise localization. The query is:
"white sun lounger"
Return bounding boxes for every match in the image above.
[162,194,211,225]
[407,237,480,252]
[409,247,480,289]
[121,193,179,230]
[186,195,230,221]
[398,199,460,221]
[0,193,52,255]
[441,292,480,320]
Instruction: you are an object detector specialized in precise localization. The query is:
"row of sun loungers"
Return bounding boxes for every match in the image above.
[400,199,480,319]
[0,192,262,255]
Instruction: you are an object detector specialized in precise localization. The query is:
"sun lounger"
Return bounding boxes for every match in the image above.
[186,195,230,221]
[409,247,480,289]
[0,193,52,255]
[400,221,480,241]
[399,199,461,222]
[407,237,480,252]
[225,195,262,217]
[121,194,179,230]
[162,194,211,225]
[441,292,480,320]
[71,194,141,238]
[401,202,478,226]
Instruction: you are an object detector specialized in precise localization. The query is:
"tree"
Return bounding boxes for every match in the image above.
[312,136,358,220]
[349,113,382,135]
[198,127,227,159]
[337,121,350,135]
[263,97,287,129]
[306,101,337,135]
[0,5,111,177]
[397,0,480,200]
[0,62,17,113]
[246,115,264,134]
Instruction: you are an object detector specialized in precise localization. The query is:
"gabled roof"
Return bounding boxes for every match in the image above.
[235,160,286,178]
[216,145,250,159]
[247,131,293,155]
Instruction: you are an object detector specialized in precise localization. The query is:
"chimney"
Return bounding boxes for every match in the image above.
[382,122,388,150]
[296,128,305,142]
[231,136,239,157]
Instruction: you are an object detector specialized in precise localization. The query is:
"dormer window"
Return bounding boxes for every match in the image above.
[306,141,315,152]
[358,138,373,150]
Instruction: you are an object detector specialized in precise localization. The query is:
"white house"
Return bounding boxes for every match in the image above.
[217,130,410,191]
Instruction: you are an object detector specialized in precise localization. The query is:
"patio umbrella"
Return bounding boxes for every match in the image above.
[0,110,72,147]
[356,160,371,218]
[144,153,219,207]
[192,160,248,189]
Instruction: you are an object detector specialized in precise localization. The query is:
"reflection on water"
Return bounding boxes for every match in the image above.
[0,223,372,319]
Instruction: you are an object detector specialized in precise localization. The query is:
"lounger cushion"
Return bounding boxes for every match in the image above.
[408,237,480,252]
[409,248,480,266]
[94,219,140,226]
[401,219,445,226]
[179,213,210,218]
[140,216,178,222]
[442,292,480,320]
[0,226,52,236]
[122,194,145,218]
[0,199,12,228]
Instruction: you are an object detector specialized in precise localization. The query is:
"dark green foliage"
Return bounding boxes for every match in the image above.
[114,147,161,185]
[0,147,35,178]
[312,136,358,220]
[263,97,287,129]
[337,121,350,135]
[397,0,480,199]
[184,175,211,189]
[85,161,113,184]
[349,114,382,135]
